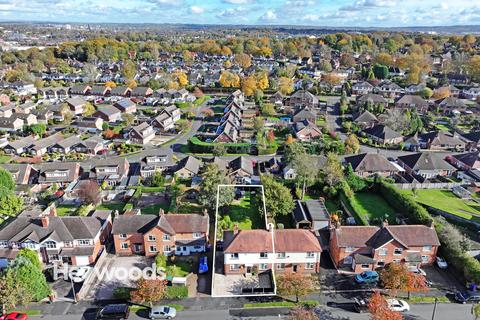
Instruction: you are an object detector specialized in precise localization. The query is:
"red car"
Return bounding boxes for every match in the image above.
[0,312,28,320]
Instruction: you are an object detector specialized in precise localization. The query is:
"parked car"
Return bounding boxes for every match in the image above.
[69,266,92,283]
[96,304,130,319]
[0,313,28,320]
[386,299,410,312]
[149,305,177,319]
[353,297,369,313]
[436,257,448,269]
[355,271,379,284]
[198,256,208,274]
[454,291,480,304]
[409,267,427,276]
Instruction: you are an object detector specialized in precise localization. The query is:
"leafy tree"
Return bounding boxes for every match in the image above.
[261,103,276,117]
[253,117,265,134]
[241,75,257,97]
[420,87,433,99]
[219,71,240,88]
[276,272,316,303]
[17,248,42,270]
[130,279,166,304]
[345,134,360,154]
[82,102,95,116]
[234,53,252,69]
[474,303,480,320]
[322,152,344,188]
[467,55,480,82]
[77,180,101,205]
[122,60,137,81]
[217,215,234,239]
[368,291,402,320]
[198,164,234,210]
[0,167,15,191]
[122,113,135,126]
[261,175,294,218]
[373,64,389,79]
[278,77,293,95]
[380,263,428,298]
[0,188,23,217]
[8,251,50,302]
[24,124,47,137]
[212,144,227,156]
[150,171,166,188]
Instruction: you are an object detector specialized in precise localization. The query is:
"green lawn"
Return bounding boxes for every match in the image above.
[435,123,451,132]
[399,189,480,223]
[96,203,126,212]
[350,193,397,224]
[55,204,77,216]
[141,203,170,214]
[166,260,193,277]
[223,193,264,230]
[0,155,11,163]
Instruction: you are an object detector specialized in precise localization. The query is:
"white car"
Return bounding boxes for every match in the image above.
[149,305,177,319]
[68,266,92,283]
[409,267,427,276]
[386,299,410,312]
[436,256,448,269]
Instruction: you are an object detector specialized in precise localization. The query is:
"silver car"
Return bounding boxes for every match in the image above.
[149,306,177,319]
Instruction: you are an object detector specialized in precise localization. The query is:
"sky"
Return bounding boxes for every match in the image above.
[0,0,479,27]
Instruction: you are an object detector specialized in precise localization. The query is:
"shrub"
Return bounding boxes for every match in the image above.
[113,287,133,300]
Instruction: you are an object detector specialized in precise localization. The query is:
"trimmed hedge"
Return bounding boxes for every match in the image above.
[188,137,251,154]
[378,180,432,225]
[378,179,480,284]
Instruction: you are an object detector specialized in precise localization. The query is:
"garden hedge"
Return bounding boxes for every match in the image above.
[188,137,251,154]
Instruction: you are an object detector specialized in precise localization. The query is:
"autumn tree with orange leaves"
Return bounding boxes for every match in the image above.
[368,291,403,320]
[130,279,167,304]
[288,306,317,320]
[380,263,429,298]
[276,272,316,303]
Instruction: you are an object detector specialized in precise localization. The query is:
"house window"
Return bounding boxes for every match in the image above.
[193,232,202,239]
[259,263,269,270]
[277,252,286,259]
[230,264,240,271]
[0,241,8,248]
[230,253,239,260]
[64,241,73,247]
[162,234,170,241]
[343,256,353,264]
[394,248,403,255]
[345,247,355,253]
[78,240,91,246]
[44,241,56,249]
[148,235,156,242]
[423,246,432,252]
[378,248,388,256]
[48,254,60,261]
[361,264,370,269]
[377,261,385,268]
[421,255,429,262]
[23,242,36,249]
[121,243,128,249]
[306,252,315,258]
[149,246,158,253]
[393,259,401,263]
[276,263,285,270]
[305,262,315,270]
[162,245,171,252]
[259,252,268,259]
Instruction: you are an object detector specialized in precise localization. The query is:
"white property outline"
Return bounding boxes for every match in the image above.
[211,184,277,297]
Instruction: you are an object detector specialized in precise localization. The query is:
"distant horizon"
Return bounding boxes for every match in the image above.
[0,0,477,28]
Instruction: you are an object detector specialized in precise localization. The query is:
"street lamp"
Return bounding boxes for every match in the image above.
[70,277,77,304]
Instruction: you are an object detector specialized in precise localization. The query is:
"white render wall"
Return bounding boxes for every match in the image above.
[224,252,320,266]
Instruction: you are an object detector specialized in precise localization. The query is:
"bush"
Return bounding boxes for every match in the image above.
[166,286,188,299]
[113,287,133,300]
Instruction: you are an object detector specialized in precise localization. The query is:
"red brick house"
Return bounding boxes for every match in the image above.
[112,211,209,257]
[329,224,440,273]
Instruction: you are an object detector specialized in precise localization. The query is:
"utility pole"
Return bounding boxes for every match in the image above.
[431,297,438,320]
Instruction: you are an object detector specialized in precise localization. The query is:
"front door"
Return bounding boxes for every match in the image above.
[246,266,252,274]
[292,264,298,273]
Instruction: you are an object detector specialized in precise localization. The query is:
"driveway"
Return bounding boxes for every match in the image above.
[92,255,152,300]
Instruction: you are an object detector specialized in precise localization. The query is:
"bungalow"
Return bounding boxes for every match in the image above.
[397,152,456,179]
[151,106,181,131]
[352,81,374,95]
[0,105,14,118]
[114,98,137,114]
[14,102,36,114]
[66,97,87,115]
[329,224,440,273]
[112,211,209,256]
[140,149,174,178]
[462,87,480,101]
[0,117,24,131]
[228,156,254,184]
[48,135,82,154]
[94,105,122,123]
[131,87,153,97]
[357,94,388,109]
[395,95,429,114]
[110,86,131,97]
[28,133,64,156]
[31,109,54,124]
[90,85,111,97]
[363,124,403,145]
[418,131,465,151]
[344,153,400,178]
[3,135,37,155]
[12,113,37,126]
[175,156,201,179]
[86,158,130,186]
[35,162,80,186]
[129,122,155,144]
[0,163,34,185]
[461,131,480,151]
[446,152,480,171]
[69,84,91,96]
[74,117,104,133]
[377,82,403,98]
[72,136,106,155]
[293,120,322,142]
[292,108,316,123]
[436,97,468,115]
[352,110,378,129]
[288,90,318,109]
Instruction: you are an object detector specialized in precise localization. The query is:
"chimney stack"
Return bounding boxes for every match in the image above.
[381,219,389,228]
[202,208,208,217]
[41,215,49,228]
[233,224,239,235]
[159,208,165,216]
